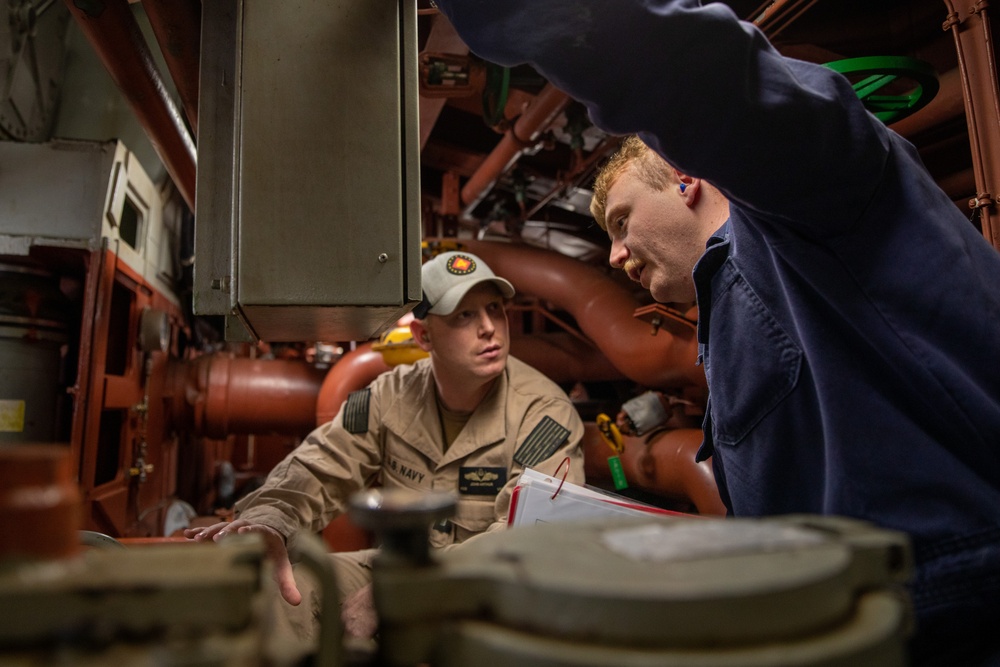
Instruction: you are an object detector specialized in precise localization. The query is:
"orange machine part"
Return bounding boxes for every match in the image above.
[0,444,82,561]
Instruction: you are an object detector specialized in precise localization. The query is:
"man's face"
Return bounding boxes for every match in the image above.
[423,282,509,384]
[604,166,709,304]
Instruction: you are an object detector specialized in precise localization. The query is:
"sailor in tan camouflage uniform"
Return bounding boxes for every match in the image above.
[186,251,585,643]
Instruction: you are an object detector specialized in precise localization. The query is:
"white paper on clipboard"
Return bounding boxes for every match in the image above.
[507,467,685,528]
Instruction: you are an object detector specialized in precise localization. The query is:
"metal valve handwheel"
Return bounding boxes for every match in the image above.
[824,55,939,124]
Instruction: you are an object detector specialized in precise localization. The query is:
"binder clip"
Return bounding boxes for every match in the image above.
[596,414,628,490]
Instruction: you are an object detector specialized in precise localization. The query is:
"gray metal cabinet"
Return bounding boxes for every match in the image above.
[195,0,421,342]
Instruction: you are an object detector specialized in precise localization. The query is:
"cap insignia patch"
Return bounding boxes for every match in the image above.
[447,254,476,275]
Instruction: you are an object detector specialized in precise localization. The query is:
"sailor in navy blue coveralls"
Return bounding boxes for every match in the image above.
[436,1,1000,664]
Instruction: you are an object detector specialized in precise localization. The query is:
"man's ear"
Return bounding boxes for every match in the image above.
[675,170,699,206]
[410,319,432,352]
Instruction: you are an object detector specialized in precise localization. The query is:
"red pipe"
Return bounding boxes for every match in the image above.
[461,83,571,206]
[169,355,325,439]
[312,344,391,552]
[316,344,391,427]
[139,0,202,135]
[63,0,197,210]
[456,239,706,392]
[582,424,725,516]
[511,333,626,383]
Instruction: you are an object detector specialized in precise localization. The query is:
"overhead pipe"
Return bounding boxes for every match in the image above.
[942,0,1000,249]
[168,355,326,439]
[937,167,977,201]
[460,83,571,207]
[63,0,197,210]
[510,333,625,384]
[456,239,706,392]
[139,0,202,135]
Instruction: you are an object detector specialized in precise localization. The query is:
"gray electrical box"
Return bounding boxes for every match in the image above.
[194,0,422,342]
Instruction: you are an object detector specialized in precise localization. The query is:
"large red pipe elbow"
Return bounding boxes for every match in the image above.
[316,344,391,427]
[457,240,705,392]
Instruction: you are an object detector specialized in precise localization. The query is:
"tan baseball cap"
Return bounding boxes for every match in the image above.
[413,251,515,318]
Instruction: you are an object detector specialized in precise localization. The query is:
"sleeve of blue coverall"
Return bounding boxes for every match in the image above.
[433,0,891,235]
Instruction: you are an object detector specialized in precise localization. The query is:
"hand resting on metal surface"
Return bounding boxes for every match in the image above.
[183,519,302,606]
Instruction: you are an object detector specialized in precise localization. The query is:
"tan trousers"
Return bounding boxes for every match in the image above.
[272,548,378,645]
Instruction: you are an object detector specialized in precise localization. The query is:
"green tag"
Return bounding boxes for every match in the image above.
[608,456,628,490]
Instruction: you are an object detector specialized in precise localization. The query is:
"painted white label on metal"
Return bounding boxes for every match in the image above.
[0,400,25,432]
[601,521,825,562]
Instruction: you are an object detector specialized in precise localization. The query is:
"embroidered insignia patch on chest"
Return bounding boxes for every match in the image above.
[459,466,507,495]
[343,388,371,434]
[514,416,570,467]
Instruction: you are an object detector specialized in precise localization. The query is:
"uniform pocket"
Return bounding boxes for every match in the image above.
[705,260,802,446]
[452,497,496,537]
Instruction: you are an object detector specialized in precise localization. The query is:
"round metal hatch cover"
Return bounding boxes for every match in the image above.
[442,514,909,649]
